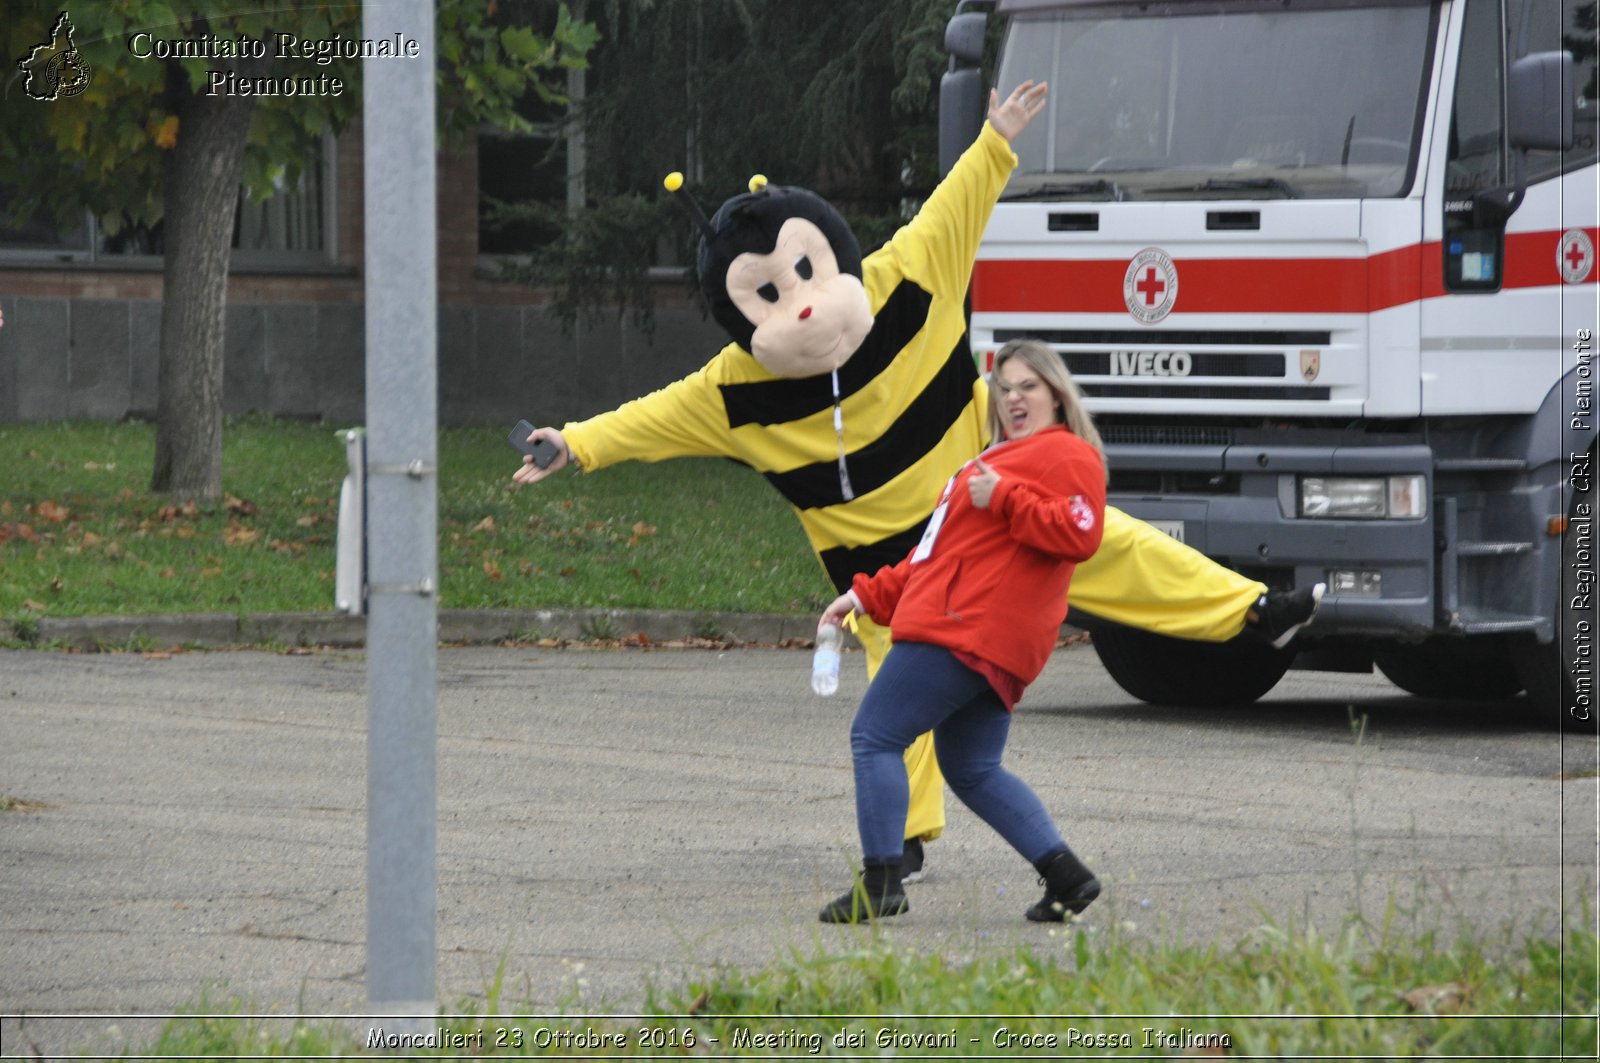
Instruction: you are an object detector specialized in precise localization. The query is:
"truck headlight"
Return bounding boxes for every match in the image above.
[1299,475,1426,519]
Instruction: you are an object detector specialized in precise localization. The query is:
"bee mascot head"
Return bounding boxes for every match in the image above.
[666,172,875,380]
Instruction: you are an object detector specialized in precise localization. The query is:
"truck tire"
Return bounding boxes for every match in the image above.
[1088,624,1292,706]
[1373,638,1524,702]
[1511,467,1596,733]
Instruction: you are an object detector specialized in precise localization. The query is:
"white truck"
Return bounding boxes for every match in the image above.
[941,0,1596,725]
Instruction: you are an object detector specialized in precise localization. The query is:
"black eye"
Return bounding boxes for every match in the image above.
[794,255,813,281]
[756,282,780,303]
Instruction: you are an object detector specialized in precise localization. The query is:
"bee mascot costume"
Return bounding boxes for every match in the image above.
[514,83,1290,870]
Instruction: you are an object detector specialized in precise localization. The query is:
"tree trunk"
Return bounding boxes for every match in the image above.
[149,72,260,501]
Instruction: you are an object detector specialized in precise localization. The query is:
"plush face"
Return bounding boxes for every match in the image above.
[726,218,874,378]
[697,184,873,380]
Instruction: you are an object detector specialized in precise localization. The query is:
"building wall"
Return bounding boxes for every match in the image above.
[0,123,726,429]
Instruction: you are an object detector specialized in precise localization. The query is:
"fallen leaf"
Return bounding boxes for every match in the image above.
[1401,983,1468,1014]
[199,567,222,578]
[295,515,319,528]
[472,515,497,534]
[34,500,68,523]
[48,577,63,594]
[483,559,503,581]
[223,522,260,546]
[22,599,47,612]
[160,568,176,579]
[225,494,259,517]
[81,531,102,547]
[142,651,172,660]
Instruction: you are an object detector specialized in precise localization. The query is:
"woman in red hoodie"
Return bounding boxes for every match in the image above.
[817,338,1107,924]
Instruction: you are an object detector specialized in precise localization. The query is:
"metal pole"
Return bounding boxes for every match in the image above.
[362,0,437,1022]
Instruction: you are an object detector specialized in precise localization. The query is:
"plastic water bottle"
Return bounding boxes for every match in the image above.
[811,623,842,696]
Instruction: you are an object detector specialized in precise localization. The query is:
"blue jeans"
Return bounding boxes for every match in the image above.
[850,642,1066,865]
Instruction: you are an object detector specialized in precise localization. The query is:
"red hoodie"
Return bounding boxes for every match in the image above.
[850,425,1105,687]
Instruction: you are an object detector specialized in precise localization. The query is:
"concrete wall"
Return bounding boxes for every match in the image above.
[0,294,727,429]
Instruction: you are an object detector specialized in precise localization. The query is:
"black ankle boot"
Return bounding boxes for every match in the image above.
[819,859,908,924]
[1025,849,1100,923]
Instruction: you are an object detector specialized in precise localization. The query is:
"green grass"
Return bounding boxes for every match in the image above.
[0,417,829,627]
[129,913,1597,1058]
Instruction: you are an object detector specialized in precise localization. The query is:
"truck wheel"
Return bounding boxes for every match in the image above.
[1373,638,1524,701]
[1511,472,1596,732]
[1089,624,1291,706]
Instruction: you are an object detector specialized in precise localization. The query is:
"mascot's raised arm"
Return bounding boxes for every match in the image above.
[511,81,1320,876]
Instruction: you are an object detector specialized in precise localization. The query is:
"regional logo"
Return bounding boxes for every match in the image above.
[1123,247,1178,324]
[17,11,92,100]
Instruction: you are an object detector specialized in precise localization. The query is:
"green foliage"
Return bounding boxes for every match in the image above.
[129,914,1598,1057]
[0,0,597,233]
[493,0,959,333]
[486,190,669,335]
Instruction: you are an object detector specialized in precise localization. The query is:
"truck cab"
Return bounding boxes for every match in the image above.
[943,0,1596,724]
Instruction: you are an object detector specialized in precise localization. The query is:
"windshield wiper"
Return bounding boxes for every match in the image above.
[1146,177,1300,199]
[1000,179,1126,202]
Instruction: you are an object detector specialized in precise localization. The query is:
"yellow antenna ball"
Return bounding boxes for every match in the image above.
[748,174,768,193]
[664,171,685,192]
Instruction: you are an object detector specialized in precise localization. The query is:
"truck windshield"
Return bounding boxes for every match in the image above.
[997,0,1435,200]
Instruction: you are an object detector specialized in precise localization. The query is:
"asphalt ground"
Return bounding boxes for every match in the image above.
[1,633,1596,1059]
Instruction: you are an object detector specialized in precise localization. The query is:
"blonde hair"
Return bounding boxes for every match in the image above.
[986,339,1106,473]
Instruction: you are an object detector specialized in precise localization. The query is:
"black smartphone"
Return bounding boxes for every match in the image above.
[508,419,561,469]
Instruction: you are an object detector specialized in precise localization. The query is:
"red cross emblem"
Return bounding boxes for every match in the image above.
[1123,248,1179,323]
[1560,229,1594,284]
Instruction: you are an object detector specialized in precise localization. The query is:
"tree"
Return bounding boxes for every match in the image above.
[1,0,596,501]
[489,0,954,332]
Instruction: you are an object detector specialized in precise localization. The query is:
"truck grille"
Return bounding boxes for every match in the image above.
[1100,424,1234,446]
[997,329,1332,345]
[1081,383,1331,400]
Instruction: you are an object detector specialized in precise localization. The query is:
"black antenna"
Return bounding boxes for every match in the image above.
[663,172,716,240]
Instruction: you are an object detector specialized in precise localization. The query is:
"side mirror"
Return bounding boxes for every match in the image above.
[1508,50,1576,152]
[939,9,990,176]
[945,11,987,66]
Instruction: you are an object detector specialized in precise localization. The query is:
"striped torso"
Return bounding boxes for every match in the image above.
[563,125,1016,592]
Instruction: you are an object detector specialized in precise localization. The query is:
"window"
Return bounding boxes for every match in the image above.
[0,135,335,267]
[998,0,1435,201]
[1510,0,1599,183]
[477,68,578,258]
[1443,0,1509,290]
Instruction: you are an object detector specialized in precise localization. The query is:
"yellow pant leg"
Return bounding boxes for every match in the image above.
[1069,506,1268,642]
[848,613,945,843]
